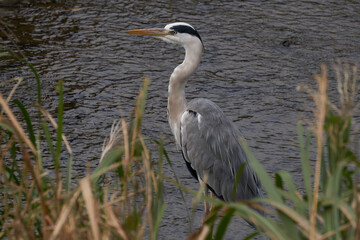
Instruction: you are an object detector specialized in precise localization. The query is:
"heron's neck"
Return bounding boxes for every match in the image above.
[168,43,202,144]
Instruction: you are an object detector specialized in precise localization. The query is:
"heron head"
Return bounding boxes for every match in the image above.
[127,22,203,49]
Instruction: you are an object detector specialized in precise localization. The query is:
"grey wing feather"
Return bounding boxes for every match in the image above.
[180,98,262,202]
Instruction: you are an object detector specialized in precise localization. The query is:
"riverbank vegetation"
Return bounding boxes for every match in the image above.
[193,64,360,240]
[1,37,359,239]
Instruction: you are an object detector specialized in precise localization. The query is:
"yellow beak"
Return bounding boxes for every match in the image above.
[127,28,170,37]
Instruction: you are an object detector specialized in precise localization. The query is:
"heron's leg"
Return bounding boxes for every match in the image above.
[204,185,209,215]
[199,177,210,215]
[209,191,214,212]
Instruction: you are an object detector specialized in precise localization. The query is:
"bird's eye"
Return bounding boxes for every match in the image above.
[170,30,177,35]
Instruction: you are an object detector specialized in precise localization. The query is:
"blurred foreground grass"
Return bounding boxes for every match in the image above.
[0,71,167,239]
[1,34,359,239]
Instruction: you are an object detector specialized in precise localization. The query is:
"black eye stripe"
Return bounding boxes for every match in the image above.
[169,25,203,45]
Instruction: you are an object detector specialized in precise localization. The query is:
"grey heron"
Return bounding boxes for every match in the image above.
[127,22,262,212]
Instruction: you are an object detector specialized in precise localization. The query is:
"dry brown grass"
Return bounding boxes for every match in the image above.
[0,77,165,239]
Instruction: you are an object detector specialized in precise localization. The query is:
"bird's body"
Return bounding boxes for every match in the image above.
[128,22,262,206]
[181,98,262,201]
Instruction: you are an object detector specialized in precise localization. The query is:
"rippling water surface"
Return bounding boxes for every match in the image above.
[1,1,360,239]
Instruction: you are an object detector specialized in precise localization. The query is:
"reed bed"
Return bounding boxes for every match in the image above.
[0,72,167,239]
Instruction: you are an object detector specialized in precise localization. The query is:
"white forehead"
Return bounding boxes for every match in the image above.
[164,22,195,30]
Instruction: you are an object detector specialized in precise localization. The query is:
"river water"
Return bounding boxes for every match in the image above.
[1,1,359,239]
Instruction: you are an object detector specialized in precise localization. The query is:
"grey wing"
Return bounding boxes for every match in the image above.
[180,98,262,202]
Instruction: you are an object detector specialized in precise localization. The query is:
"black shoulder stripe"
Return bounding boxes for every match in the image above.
[207,184,224,200]
[181,150,199,181]
[180,117,198,181]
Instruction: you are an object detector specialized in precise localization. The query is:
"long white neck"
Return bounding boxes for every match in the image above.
[167,41,202,145]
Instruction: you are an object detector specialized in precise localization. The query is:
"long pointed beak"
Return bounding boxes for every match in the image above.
[127,28,170,37]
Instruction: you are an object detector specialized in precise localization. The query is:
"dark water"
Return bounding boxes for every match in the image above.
[1,1,360,239]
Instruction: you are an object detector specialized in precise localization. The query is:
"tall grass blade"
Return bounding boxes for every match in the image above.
[25,62,42,106]
[80,177,100,240]
[55,80,64,178]
[231,163,245,201]
[214,208,235,239]
[151,138,166,240]
[35,131,44,177]
[337,200,356,227]
[243,232,260,240]
[259,198,320,239]
[297,122,313,203]
[325,161,347,240]
[229,202,287,240]
[41,121,56,161]
[0,91,37,155]
[91,148,124,182]
[274,171,303,240]
[13,99,36,148]
[320,148,327,194]
[4,162,20,185]
[49,190,81,240]
[154,139,191,227]
[152,204,166,240]
[0,122,15,133]
[240,139,283,203]
[65,155,73,192]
